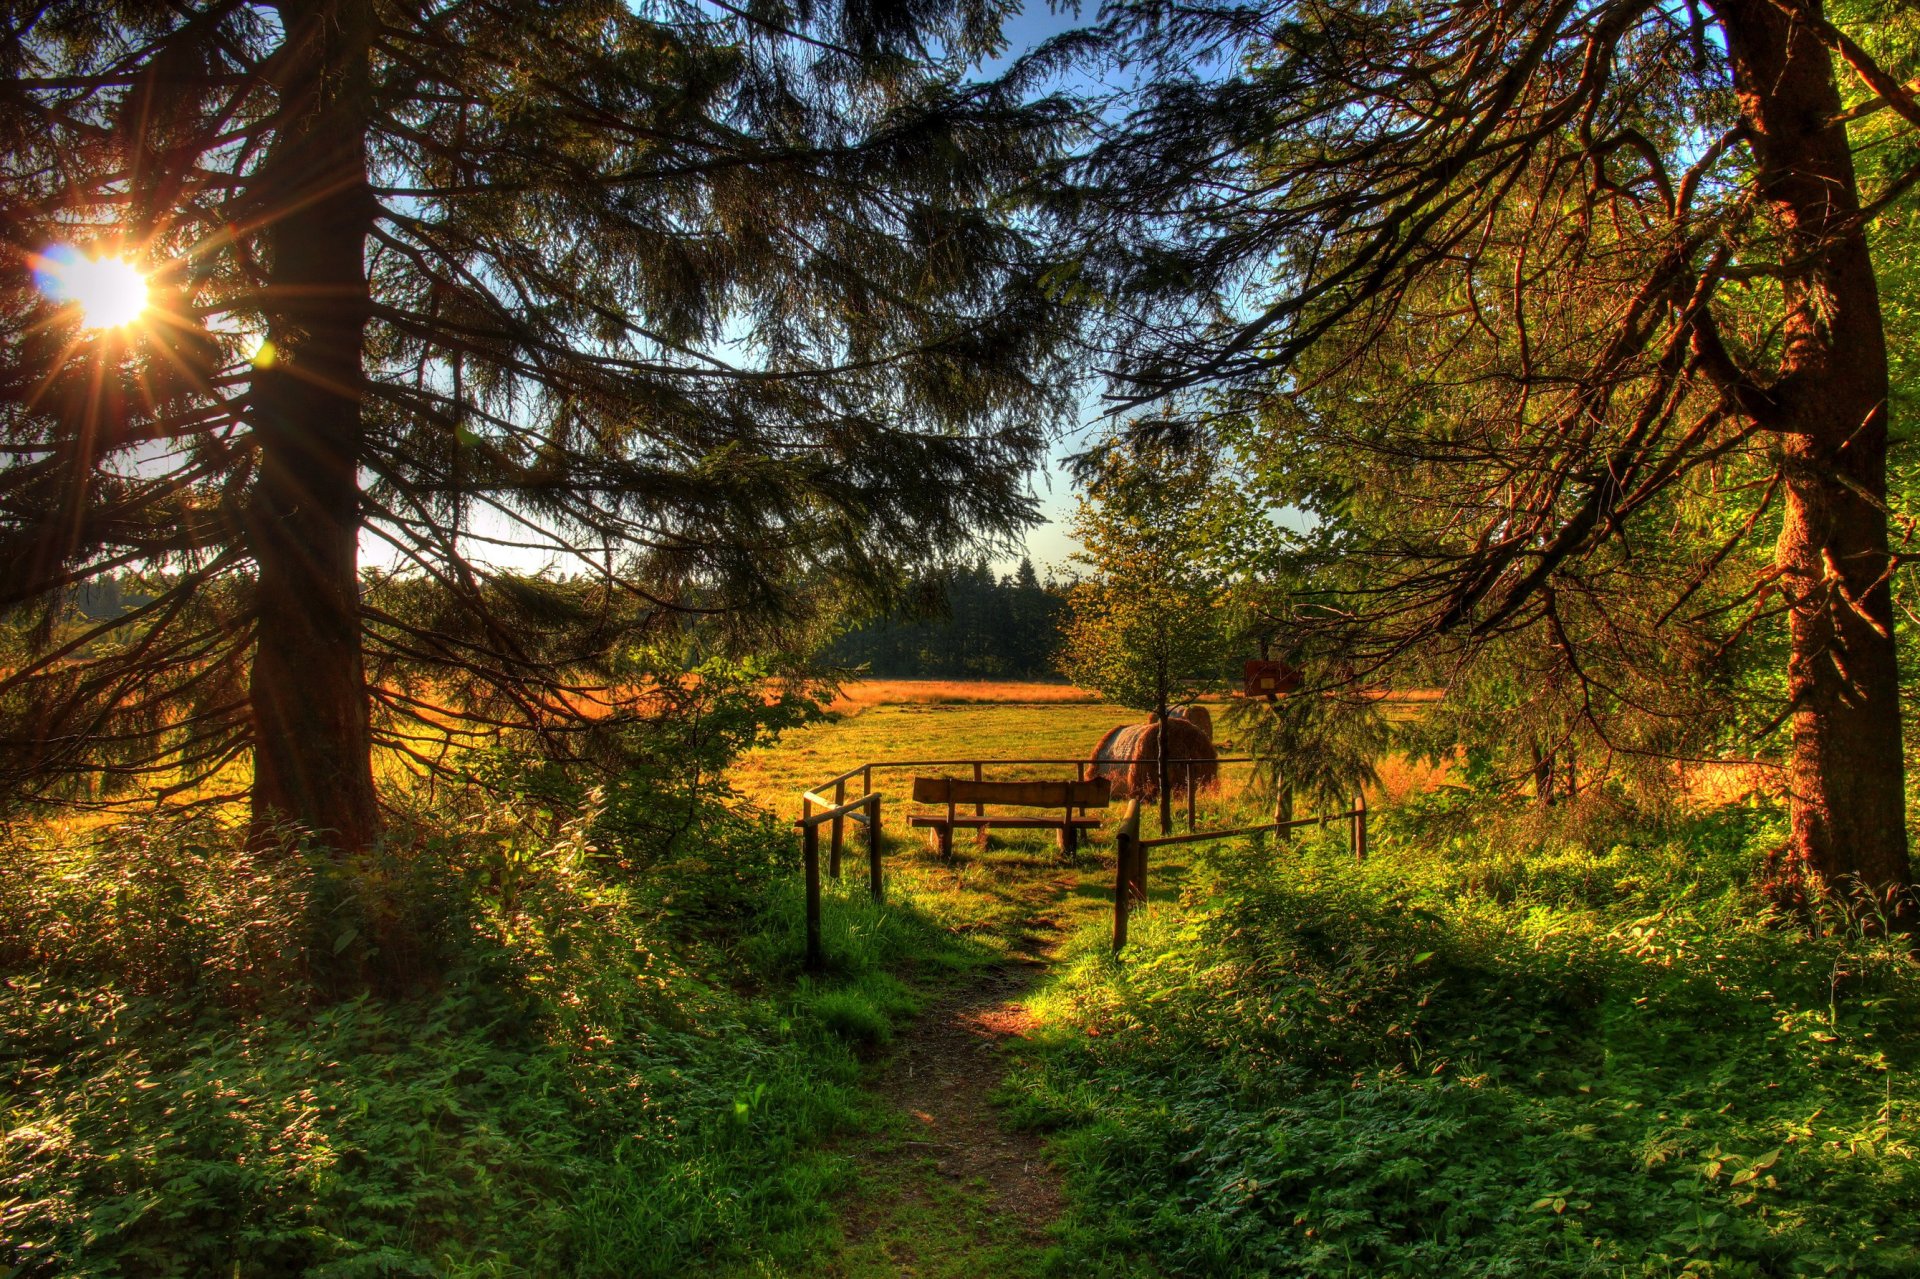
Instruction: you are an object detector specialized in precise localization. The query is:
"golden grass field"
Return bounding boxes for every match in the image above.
[732,680,1454,840]
[824,679,1103,712]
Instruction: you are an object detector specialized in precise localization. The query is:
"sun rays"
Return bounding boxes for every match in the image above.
[33,245,151,330]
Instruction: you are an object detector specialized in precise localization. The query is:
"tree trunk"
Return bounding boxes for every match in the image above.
[1531,740,1554,808]
[1156,691,1172,836]
[247,0,379,852]
[1721,0,1913,919]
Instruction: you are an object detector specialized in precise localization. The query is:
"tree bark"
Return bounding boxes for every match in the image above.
[246,0,379,852]
[1156,669,1172,835]
[1720,0,1913,918]
[1531,740,1554,808]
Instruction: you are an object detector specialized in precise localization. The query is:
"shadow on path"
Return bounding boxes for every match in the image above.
[824,868,1081,1278]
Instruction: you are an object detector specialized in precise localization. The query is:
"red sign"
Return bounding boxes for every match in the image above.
[1243,659,1301,699]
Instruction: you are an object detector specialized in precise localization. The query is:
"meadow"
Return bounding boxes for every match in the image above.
[7,681,1916,1277]
[737,684,1920,1277]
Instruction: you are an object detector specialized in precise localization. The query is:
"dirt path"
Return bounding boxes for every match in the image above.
[823,873,1077,1278]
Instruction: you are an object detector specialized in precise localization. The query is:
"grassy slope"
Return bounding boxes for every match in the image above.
[1009,803,1920,1278]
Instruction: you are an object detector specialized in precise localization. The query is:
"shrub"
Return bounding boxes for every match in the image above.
[1012,803,1920,1277]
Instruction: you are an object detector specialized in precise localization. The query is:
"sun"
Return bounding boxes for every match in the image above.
[33,245,150,329]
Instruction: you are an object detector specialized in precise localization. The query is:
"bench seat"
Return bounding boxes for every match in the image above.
[909,775,1112,856]
[909,815,1105,829]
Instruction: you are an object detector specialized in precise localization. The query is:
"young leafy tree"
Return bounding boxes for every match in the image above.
[0,0,1075,848]
[1068,0,1920,916]
[1060,435,1263,830]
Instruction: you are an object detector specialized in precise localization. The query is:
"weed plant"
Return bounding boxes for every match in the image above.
[1010,791,1920,1276]
[0,789,979,1276]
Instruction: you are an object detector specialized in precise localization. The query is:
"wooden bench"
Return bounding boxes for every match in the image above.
[909,776,1112,856]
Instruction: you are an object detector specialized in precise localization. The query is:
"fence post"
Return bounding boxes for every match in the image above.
[867,794,883,902]
[1113,800,1141,952]
[803,820,823,971]
[973,761,987,849]
[830,778,846,878]
[1352,791,1368,862]
[1185,762,1196,831]
[1275,783,1294,845]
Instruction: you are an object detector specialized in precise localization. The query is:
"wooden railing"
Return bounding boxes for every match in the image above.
[1110,792,1368,952]
[791,754,1258,970]
[793,791,882,970]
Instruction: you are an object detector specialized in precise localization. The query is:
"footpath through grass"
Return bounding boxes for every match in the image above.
[11,685,1920,1277]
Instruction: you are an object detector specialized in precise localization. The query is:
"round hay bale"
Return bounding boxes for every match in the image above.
[1148,704,1214,740]
[1088,718,1218,799]
[1171,704,1213,741]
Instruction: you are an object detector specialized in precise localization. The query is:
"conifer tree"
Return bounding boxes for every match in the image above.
[1059,436,1267,830]
[1067,0,1920,915]
[0,0,1074,846]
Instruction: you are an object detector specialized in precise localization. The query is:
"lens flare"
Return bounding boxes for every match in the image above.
[34,245,150,329]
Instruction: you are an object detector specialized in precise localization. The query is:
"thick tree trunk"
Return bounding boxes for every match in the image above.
[247,0,379,852]
[1721,0,1913,918]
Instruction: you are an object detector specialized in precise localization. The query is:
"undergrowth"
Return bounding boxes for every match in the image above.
[0,793,981,1277]
[1011,792,1920,1277]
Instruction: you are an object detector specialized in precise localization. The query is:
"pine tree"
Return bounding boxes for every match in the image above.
[0,0,1075,845]
[1067,0,1920,916]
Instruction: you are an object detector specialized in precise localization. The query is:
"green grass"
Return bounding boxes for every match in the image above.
[0,803,1000,1278]
[16,694,1918,1278]
[1005,794,1920,1277]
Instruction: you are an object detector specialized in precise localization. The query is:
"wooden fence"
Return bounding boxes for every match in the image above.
[1109,792,1367,952]
[792,755,1248,970]
[793,756,1365,967]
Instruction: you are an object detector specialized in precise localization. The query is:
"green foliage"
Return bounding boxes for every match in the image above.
[1012,798,1920,1276]
[1222,690,1387,813]
[0,782,969,1275]
[1059,437,1274,715]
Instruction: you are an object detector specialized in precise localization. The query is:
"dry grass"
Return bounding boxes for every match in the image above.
[826,680,1101,713]
[732,692,1455,847]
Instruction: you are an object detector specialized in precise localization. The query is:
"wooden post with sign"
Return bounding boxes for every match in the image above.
[1243,659,1303,700]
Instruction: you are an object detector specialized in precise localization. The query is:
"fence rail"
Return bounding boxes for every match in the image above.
[791,753,1323,970]
[1111,791,1368,952]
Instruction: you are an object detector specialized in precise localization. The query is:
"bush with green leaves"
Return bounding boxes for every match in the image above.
[0,767,971,1275]
[1013,796,1920,1277]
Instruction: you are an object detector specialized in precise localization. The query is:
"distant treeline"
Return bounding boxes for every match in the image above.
[54,566,1070,682]
[825,558,1067,680]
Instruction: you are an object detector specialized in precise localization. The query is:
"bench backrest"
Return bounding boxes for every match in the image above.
[911,776,1111,809]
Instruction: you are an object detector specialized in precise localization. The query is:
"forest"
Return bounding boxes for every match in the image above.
[823,559,1067,681]
[5,0,1920,1275]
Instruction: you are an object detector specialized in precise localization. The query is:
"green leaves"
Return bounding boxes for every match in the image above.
[1005,802,1920,1276]
[1058,436,1261,712]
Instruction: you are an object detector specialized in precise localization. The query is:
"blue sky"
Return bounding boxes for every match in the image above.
[979,0,1106,577]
